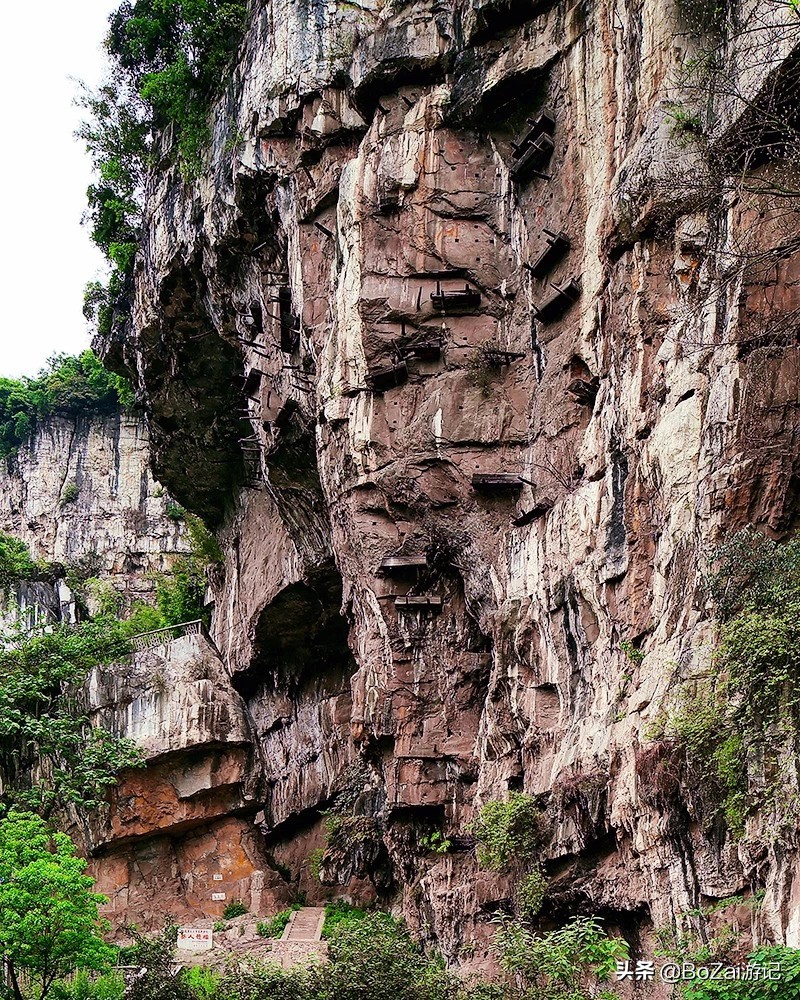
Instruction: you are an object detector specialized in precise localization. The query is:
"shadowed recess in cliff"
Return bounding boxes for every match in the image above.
[447,41,555,127]
[130,264,245,525]
[461,0,561,46]
[235,561,354,697]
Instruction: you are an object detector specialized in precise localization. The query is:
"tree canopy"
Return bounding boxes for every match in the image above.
[0,351,133,460]
[0,813,116,1000]
[0,616,142,817]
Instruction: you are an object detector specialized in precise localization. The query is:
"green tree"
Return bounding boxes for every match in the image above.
[0,813,116,1000]
[79,1,247,338]
[0,534,49,597]
[680,944,800,998]
[0,617,142,816]
[471,793,547,872]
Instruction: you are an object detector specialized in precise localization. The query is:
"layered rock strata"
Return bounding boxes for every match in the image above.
[95,0,800,968]
[0,413,190,605]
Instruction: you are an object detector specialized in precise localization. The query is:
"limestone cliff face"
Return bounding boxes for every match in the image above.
[0,413,190,604]
[97,0,800,968]
[0,415,278,927]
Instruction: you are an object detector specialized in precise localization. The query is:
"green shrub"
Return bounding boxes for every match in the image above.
[0,616,142,814]
[664,101,704,142]
[471,792,547,872]
[322,911,466,999]
[185,512,224,564]
[256,905,300,938]
[419,831,452,855]
[309,847,324,881]
[222,899,248,919]
[83,579,123,617]
[165,501,186,522]
[213,960,312,1000]
[61,481,80,505]
[680,944,800,998]
[0,532,49,594]
[515,867,548,922]
[182,966,220,1000]
[493,914,629,999]
[154,557,207,625]
[663,685,747,834]
[619,639,645,665]
[651,531,800,836]
[50,972,126,1000]
[321,900,368,939]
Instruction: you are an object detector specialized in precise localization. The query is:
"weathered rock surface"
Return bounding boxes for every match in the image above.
[82,633,288,928]
[0,413,190,604]
[90,0,800,972]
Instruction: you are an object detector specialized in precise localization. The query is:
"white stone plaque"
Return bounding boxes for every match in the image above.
[212,892,226,901]
[212,874,223,881]
[177,928,213,952]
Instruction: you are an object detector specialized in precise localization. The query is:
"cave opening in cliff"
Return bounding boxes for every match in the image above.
[236,561,355,698]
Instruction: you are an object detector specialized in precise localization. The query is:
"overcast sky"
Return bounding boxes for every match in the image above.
[0,1,116,379]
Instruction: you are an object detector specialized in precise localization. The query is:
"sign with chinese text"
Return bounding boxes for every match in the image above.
[177,928,213,952]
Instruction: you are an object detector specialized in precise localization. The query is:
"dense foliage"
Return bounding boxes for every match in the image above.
[710,530,800,730]
[471,793,547,872]
[0,813,115,1000]
[0,533,50,595]
[648,530,800,835]
[113,914,501,1000]
[321,900,368,939]
[0,616,142,816]
[493,915,628,1000]
[0,503,221,818]
[0,352,133,460]
[80,1,247,335]
[256,904,299,939]
[680,945,800,999]
[124,511,219,633]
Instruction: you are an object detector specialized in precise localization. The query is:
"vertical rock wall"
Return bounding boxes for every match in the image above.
[0,413,190,603]
[96,0,800,964]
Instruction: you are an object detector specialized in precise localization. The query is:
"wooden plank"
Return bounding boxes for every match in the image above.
[510,133,555,180]
[381,554,428,571]
[532,279,581,323]
[395,595,443,611]
[472,473,524,491]
[368,361,408,393]
[526,230,570,279]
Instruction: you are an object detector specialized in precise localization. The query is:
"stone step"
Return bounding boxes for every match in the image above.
[282,906,326,942]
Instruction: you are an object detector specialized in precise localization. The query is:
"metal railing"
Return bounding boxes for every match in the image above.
[129,619,203,653]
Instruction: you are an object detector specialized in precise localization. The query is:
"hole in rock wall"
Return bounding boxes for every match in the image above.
[606,446,629,553]
[450,58,552,135]
[466,0,560,46]
[720,48,800,173]
[236,561,355,698]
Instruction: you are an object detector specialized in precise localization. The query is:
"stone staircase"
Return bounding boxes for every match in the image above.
[267,906,327,968]
[282,906,326,941]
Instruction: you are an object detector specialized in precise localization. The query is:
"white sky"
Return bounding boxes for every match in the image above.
[0,1,117,379]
